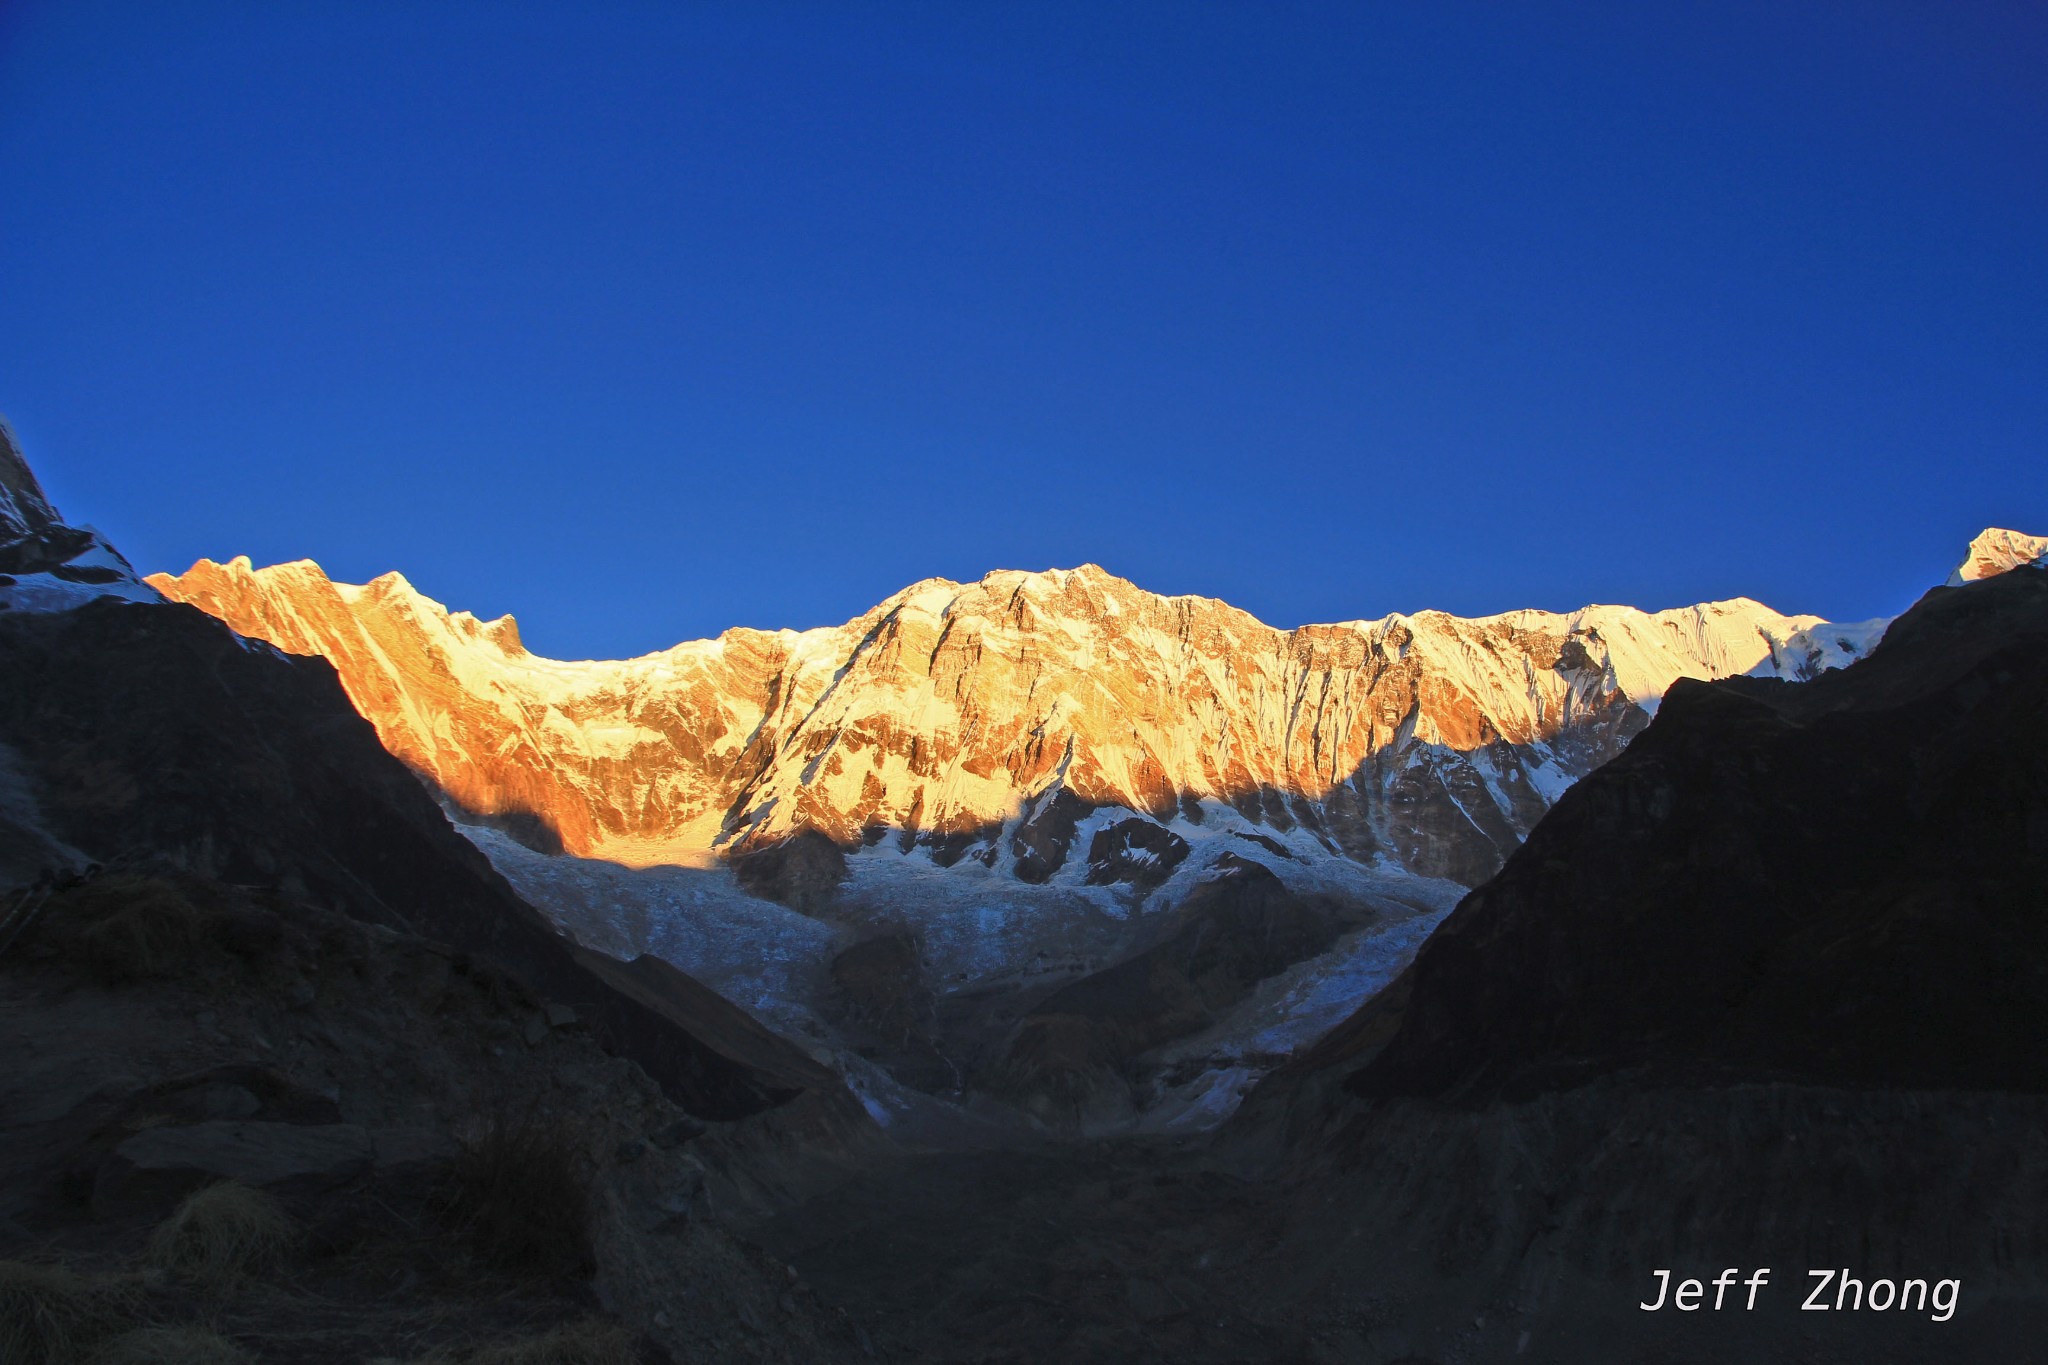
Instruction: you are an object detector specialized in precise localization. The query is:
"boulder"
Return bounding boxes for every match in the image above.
[369,1126,459,1176]
[731,830,847,915]
[94,1121,372,1215]
[828,934,928,1043]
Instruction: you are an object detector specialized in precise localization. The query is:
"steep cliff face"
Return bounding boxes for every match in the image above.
[151,556,1841,886]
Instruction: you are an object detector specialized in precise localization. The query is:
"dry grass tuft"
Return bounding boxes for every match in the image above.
[57,875,212,984]
[147,1182,298,1287]
[89,1325,252,1365]
[32,873,289,986]
[462,1318,639,1365]
[437,1114,593,1281]
[0,1259,144,1365]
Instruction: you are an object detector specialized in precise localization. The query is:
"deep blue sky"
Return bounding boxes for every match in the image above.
[3,1,2043,658]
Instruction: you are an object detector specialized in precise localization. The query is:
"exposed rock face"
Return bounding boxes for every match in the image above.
[829,934,930,1045]
[992,860,1370,1125]
[1083,818,1190,891]
[150,555,1851,886]
[0,419,59,536]
[94,1121,377,1215]
[1277,559,2048,1106]
[732,829,849,915]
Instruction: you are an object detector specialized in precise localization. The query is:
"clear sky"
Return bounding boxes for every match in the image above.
[2,1,2042,659]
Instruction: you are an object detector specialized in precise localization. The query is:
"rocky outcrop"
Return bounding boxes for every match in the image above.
[732,830,849,915]
[0,419,158,614]
[93,1121,377,1215]
[991,861,1373,1124]
[1083,819,1190,891]
[150,554,1853,887]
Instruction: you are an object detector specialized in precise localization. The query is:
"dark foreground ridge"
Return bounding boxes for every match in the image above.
[0,596,842,1124]
[1333,560,2048,1099]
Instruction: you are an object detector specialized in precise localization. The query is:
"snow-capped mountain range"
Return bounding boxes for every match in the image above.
[149,543,1913,1133]
[0,417,2018,1131]
[152,556,1873,889]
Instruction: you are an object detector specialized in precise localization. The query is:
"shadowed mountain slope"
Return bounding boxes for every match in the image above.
[0,436,845,1123]
[0,597,843,1122]
[1264,560,2048,1107]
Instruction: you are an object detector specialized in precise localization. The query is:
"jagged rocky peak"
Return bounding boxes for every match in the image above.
[1949,527,2048,585]
[465,611,525,653]
[0,421,158,613]
[153,544,1852,888]
[0,418,60,537]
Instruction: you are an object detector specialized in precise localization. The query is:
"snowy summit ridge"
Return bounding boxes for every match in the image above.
[155,552,1871,887]
[144,520,2043,1134]
[1949,528,2048,586]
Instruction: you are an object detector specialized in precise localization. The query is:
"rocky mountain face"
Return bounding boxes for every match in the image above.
[1286,554,2048,1104]
[151,555,1845,888]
